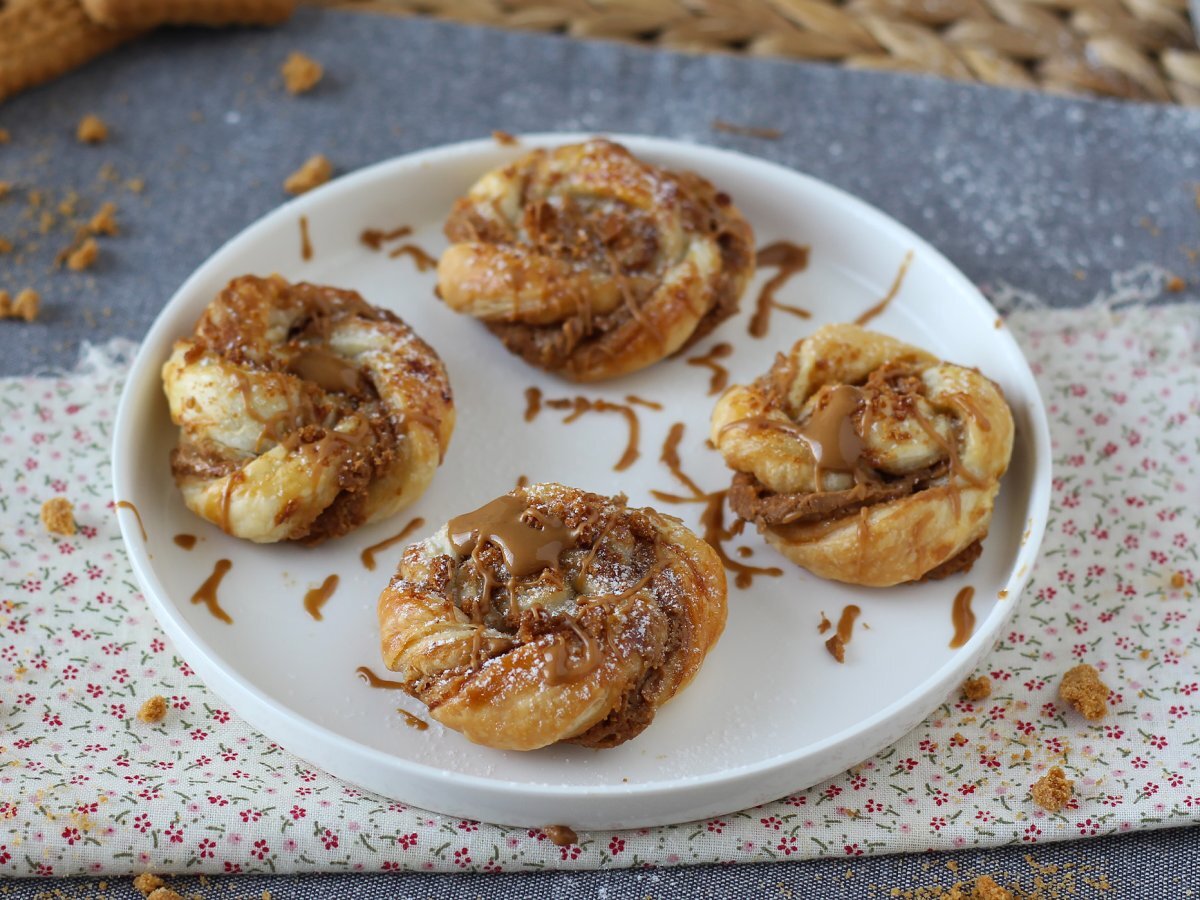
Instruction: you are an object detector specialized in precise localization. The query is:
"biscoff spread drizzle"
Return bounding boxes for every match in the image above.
[950,586,976,648]
[449,494,578,579]
[525,390,651,472]
[749,241,811,338]
[686,342,733,395]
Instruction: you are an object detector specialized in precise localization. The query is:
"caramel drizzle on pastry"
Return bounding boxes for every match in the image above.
[543,617,604,685]
[651,422,782,589]
[450,494,579,580]
[525,392,648,472]
[949,586,976,648]
[191,559,233,624]
[854,250,913,327]
[686,342,733,395]
[824,604,861,663]
[749,242,811,338]
[303,574,339,621]
[361,516,426,571]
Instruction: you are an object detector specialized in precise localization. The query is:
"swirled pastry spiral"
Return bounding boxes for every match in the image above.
[376,483,727,750]
[711,324,1014,587]
[162,275,454,544]
[437,139,755,381]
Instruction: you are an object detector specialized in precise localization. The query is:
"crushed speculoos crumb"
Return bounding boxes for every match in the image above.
[127,177,146,193]
[970,876,1012,900]
[146,888,184,900]
[284,154,332,195]
[1166,275,1186,292]
[0,289,40,322]
[76,114,109,144]
[67,236,99,271]
[961,675,991,702]
[1030,766,1073,812]
[825,633,846,663]
[1172,572,1187,589]
[282,51,323,94]
[1059,663,1109,721]
[89,201,119,236]
[133,873,165,896]
[137,695,169,724]
[40,497,76,535]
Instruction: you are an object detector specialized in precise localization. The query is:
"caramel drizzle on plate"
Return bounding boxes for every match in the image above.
[749,241,811,338]
[191,559,233,624]
[388,243,438,271]
[355,666,407,689]
[397,709,429,730]
[651,422,782,589]
[299,215,313,262]
[824,604,861,663]
[949,586,976,649]
[854,250,913,327]
[173,533,197,550]
[525,390,653,472]
[115,500,147,541]
[360,516,426,572]
[686,342,733,395]
[303,574,339,621]
[360,224,413,251]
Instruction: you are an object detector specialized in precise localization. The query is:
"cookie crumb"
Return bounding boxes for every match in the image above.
[77,114,109,144]
[1172,572,1187,589]
[972,876,1012,900]
[126,177,145,193]
[0,236,11,254]
[1030,766,1073,812]
[492,130,518,145]
[41,497,76,535]
[0,289,40,322]
[825,634,845,663]
[137,695,169,724]
[133,873,164,896]
[89,201,119,236]
[0,181,10,200]
[284,154,332,195]
[0,128,9,144]
[1167,275,1187,293]
[282,52,323,94]
[146,889,183,900]
[67,237,99,271]
[1059,663,1109,721]
[961,675,991,701]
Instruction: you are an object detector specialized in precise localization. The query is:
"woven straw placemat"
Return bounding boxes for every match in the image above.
[315,0,1200,104]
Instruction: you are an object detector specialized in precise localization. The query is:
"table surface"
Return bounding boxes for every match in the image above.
[2,6,1199,896]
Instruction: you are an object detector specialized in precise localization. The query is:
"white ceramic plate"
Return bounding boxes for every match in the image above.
[112,134,1051,829]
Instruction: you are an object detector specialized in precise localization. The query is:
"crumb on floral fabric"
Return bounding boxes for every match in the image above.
[961,675,991,702]
[1030,766,1073,812]
[137,695,169,724]
[284,154,332,195]
[133,873,165,896]
[40,497,76,535]
[77,114,109,144]
[1059,663,1109,721]
[282,52,323,94]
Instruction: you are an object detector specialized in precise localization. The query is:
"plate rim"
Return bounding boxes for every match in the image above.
[111,132,1053,814]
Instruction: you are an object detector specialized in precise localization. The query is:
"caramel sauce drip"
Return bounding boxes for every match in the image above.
[686,342,733,395]
[854,250,913,327]
[515,474,529,489]
[115,500,147,541]
[824,604,860,663]
[624,394,663,410]
[543,618,603,686]
[949,586,976,649]
[818,611,832,634]
[388,243,438,271]
[287,347,367,396]
[652,422,782,589]
[449,494,577,578]
[749,241,811,338]
[360,225,413,251]
[950,392,992,432]
[535,395,642,471]
[299,215,313,262]
[523,386,542,422]
[544,825,578,847]
[303,574,339,621]
[173,533,197,550]
[191,559,233,624]
[398,709,429,730]
[360,516,426,571]
[356,666,407,689]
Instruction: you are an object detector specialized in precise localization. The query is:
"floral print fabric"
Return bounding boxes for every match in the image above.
[1,298,1197,876]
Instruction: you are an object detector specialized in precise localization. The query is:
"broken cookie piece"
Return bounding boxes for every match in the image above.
[1059,663,1109,721]
[40,497,76,535]
[1030,765,1073,812]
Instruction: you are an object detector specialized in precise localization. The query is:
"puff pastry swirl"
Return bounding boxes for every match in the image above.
[437,139,755,381]
[711,324,1014,586]
[376,482,727,750]
[162,275,454,544]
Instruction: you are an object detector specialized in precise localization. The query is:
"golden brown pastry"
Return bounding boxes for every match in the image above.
[437,139,755,381]
[376,482,727,750]
[162,274,454,543]
[711,324,1013,587]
